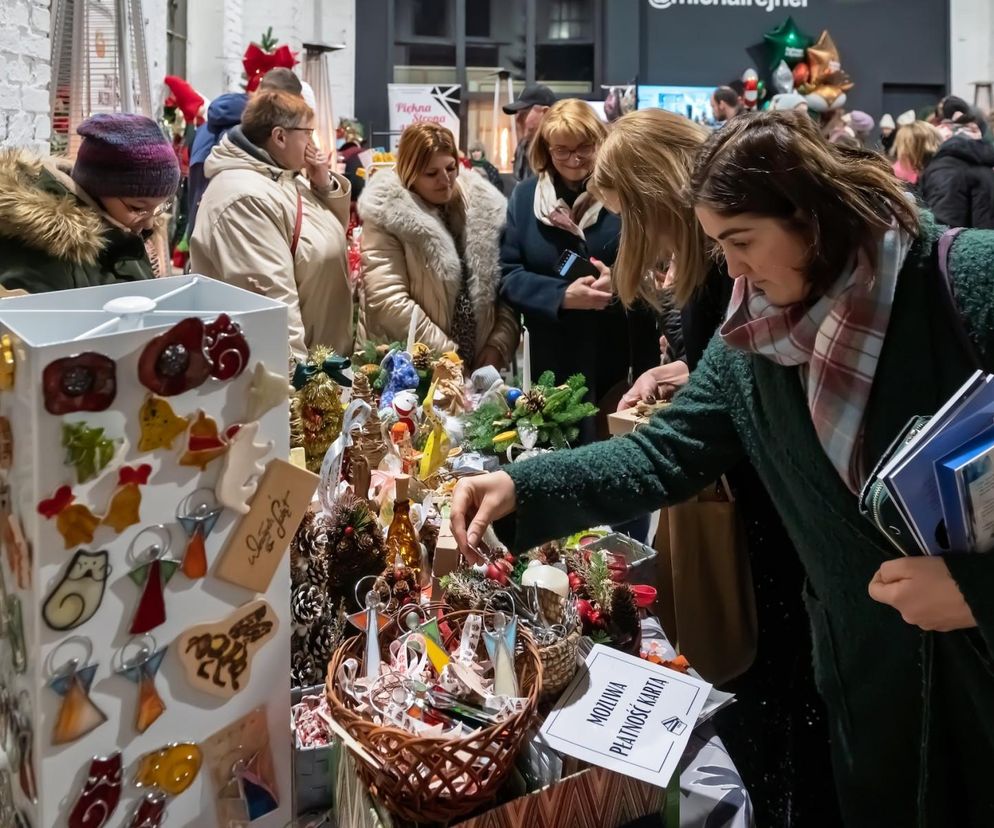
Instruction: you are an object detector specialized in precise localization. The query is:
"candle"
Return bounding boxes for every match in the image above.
[521,326,531,393]
[406,307,419,355]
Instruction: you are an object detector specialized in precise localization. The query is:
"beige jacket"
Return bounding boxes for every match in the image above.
[190,129,353,361]
[357,168,519,365]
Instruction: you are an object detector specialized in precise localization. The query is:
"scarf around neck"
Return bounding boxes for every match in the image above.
[533,172,603,240]
[720,226,913,493]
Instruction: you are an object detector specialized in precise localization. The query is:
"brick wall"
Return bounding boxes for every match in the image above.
[0,0,52,152]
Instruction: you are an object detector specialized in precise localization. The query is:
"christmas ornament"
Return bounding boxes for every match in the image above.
[126,790,167,828]
[42,549,110,631]
[290,346,348,473]
[379,349,420,409]
[431,351,466,414]
[764,16,812,69]
[0,334,14,390]
[126,527,180,635]
[138,395,189,451]
[242,27,298,92]
[46,637,108,745]
[62,422,120,484]
[43,352,116,414]
[483,610,519,698]
[68,752,122,828]
[203,313,249,380]
[134,743,202,796]
[178,411,231,470]
[175,490,222,580]
[115,636,168,733]
[347,579,391,680]
[138,318,211,396]
[391,389,419,438]
[103,464,153,532]
[349,371,388,471]
[215,421,273,514]
[245,361,291,422]
[232,751,280,820]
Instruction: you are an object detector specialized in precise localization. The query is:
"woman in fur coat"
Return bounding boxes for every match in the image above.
[0,114,179,293]
[358,123,519,370]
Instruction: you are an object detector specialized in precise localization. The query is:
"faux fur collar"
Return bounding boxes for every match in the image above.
[358,168,507,316]
[0,149,108,264]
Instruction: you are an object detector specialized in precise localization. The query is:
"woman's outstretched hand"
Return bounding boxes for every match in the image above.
[451,471,518,561]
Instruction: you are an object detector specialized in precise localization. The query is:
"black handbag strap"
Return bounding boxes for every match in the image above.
[934,227,984,371]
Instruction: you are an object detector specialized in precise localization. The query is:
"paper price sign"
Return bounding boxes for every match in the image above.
[539,644,711,787]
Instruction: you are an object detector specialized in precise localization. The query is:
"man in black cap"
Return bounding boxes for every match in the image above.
[504,83,557,181]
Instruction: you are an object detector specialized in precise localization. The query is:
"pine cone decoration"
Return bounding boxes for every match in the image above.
[411,343,432,372]
[291,649,319,688]
[309,613,344,662]
[291,583,324,627]
[519,388,547,414]
[291,511,330,585]
[326,492,388,609]
[609,584,641,653]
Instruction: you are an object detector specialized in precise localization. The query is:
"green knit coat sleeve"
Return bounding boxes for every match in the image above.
[941,227,994,652]
[503,341,745,551]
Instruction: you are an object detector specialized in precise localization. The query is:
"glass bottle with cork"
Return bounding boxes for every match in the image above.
[387,474,423,584]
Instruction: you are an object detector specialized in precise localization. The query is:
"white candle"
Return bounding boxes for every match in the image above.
[521,564,569,598]
[521,326,531,393]
[406,307,419,355]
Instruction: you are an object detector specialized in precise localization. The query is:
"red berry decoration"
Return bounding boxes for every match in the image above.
[204,314,250,381]
[138,318,211,396]
[43,352,117,415]
[344,525,354,536]
[486,563,508,585]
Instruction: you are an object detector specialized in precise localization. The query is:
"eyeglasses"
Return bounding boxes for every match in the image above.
[123,201,171,221]
[549,143,596,162]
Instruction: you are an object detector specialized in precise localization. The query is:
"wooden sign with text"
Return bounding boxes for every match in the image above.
[215,458,318,592]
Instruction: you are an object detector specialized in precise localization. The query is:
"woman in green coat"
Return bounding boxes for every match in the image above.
[452,111,994,825]
[0,113,179,293]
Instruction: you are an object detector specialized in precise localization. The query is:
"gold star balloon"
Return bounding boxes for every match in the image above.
[807,30,843,86]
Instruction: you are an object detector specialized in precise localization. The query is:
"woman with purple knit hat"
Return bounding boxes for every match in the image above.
[0,113,180,293]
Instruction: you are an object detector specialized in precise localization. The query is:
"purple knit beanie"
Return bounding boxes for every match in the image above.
[72,113,180,199]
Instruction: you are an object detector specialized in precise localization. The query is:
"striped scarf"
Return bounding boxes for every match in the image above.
[720,226,912,493]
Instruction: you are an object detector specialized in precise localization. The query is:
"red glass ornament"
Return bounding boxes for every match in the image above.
[138,318,210,396]
[43,353,117,415]
[204,314,250,380]
[128,559,180,635]
[69,752,122,828]
[127,791,167,828]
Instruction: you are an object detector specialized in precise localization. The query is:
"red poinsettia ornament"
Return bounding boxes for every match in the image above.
[43,352,117,415]
[138,318,211,397]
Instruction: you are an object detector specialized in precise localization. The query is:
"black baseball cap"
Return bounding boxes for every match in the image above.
[503,84,557,114]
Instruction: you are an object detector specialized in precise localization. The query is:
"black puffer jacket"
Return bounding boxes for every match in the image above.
[920,137,994,229]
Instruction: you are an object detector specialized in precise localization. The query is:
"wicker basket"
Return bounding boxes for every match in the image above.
[326,609,543,824]
[538,622,581,699]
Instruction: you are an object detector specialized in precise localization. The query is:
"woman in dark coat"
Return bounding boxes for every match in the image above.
[920,128,994,229]
[455,111,994,827]
[499,99,657,441]
[0,114,179,292]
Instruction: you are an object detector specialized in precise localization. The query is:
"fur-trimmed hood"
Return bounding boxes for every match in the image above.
[358,167,507,316]
[0,148,112,265]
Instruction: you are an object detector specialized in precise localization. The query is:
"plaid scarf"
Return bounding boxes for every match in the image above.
[720,227,912,493]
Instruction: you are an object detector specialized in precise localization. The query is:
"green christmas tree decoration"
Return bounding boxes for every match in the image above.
[463,370,597,454]
[62,423,118,484]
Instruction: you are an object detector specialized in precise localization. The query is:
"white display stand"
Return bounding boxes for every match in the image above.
[0,276,293,828]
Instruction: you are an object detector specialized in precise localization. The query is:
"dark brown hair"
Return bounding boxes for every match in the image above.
[690,110,920,297]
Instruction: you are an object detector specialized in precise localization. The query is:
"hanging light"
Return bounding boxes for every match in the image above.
[301,41,346,163]
[490,68,517,174]
[51,0,153,157]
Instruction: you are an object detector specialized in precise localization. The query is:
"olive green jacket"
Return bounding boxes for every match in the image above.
[0,149,154,293]
[506,213,994,826]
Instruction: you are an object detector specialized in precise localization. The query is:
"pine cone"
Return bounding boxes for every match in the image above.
[412,343,432,371]
[290,511,329,584]
[609,584,641,650]
[291,584,324,626]
[520,388,547,414]
[291,649,319,688]
[309,615,343,662]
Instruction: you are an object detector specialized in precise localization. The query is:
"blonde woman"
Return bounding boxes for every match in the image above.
[358,123,518,370]
[590,106,839,825]
[892,120,941,186]
[499,99,657,439]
